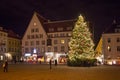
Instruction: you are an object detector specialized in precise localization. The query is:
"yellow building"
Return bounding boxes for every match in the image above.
[0,27,8,61]
[7,30,21,61]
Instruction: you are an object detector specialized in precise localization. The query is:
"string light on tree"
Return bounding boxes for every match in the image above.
[68,14,95,63]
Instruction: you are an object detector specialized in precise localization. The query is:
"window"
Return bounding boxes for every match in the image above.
[107,46,111,52]
[49,28,54,32]
[39,34,43,38]
[31,29,34,33]
[34,22,37,26]
[27,35,30,39]
[117,46,120,52]
[54,40,58,44]
[25,48,29,53]
[54,46,58,52]
[61,46,65,52]
[25,41,29,46]
[57,27,63,31]
[107,38,111,43]
[48,34,53,38]
[67,27,72,30]
[54,34,59,37]
[31,35,35,39]
[67,33,72,37]
[36,34,39,38]
[42,47,45,52]
[48,47,51,52]
[42,40,45,45]
[61,40,65,44]
[36,41,40,45]
[35,28,39,32]
[30,41,34,46]
[60,33,65,37]
[117,38,120,42]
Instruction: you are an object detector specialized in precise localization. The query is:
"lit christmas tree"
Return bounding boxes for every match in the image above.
[68,15,95,66]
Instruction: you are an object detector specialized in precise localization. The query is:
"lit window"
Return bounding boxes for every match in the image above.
[107,46,111,52]
[34,22,37,26]
[61,40,65,44]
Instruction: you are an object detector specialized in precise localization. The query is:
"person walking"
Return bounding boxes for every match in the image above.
[49,59,52,69]
[55,59,57,66]
[3,60,8,72]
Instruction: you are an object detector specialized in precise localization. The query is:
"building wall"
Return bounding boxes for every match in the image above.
[102,33,120,60]
[7,37,21,57]
[0,29,7,54]
[22,13,47,56]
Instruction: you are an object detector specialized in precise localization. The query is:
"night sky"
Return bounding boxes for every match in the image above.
[0,0,120,44]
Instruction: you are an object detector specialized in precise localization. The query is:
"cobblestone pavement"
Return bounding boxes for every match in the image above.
[0,64,120,80]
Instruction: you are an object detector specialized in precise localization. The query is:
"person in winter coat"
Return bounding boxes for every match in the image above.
[3,60,8,72]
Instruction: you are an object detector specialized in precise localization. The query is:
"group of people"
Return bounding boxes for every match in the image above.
[2,60,8,72]
[49,59,57,69]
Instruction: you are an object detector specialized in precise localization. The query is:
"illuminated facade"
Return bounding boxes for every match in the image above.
[102,22,120,65]
[7,30,21,61]
[0,27,21,61]
[0,27,7,61]
[22,12,75,63]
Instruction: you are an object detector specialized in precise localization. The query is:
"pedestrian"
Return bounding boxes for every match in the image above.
[3,60,8,72]
[55,59,57,66]
[49,59,52,69]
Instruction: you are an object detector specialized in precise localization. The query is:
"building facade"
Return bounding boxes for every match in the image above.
[0,27,21,61]
[22,12,75,63]
[102,22,120,65]
[0,27,7,61]
[7,30,21,61]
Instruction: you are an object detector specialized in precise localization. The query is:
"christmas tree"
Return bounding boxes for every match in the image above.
[68,15,95,66]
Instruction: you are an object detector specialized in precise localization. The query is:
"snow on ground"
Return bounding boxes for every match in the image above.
[0,64,120,80]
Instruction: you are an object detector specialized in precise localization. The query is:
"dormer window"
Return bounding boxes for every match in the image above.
[49,28,54,32]
[115,29,120,33]
[57,27,63,31]
[67,27,72,30]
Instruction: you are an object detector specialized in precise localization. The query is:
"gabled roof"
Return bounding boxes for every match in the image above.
[104,20,120,33]
[34,12,76,33]
[43,20,76,33]
[35,12,48,23]
[7,30,21,39]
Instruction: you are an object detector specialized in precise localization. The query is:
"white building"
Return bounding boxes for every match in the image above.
[0,27,8,61]
[22,12,75,63]
[102,22,120,65]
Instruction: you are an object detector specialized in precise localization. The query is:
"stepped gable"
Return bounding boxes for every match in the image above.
[43,19,76,33]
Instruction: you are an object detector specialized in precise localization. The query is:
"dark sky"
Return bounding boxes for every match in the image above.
[0,0,120,44]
